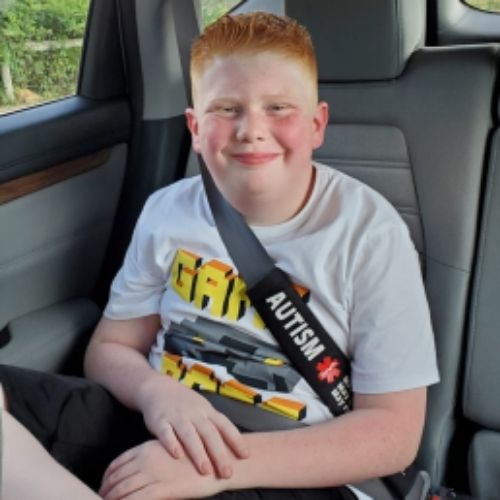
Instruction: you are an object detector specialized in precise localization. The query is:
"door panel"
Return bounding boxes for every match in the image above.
[0,98,130,184]
[0,67,132,374]
[0,144,127,327]
[0,0,133,372]
[0,142,128,372]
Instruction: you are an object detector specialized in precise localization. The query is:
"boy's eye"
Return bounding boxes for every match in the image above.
[267,103,293,115]
[212,105,239,116]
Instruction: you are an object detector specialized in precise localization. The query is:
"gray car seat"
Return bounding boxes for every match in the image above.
[464,99,500,500]
[281,0,497,488]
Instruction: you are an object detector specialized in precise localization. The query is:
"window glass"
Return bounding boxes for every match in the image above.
[0,0,89,115]
[200,0,241,27]
[464,0,500,12]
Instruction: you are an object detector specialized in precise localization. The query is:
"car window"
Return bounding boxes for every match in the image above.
[200,0,241,26]
[464,0,500,12]
[0,0,90,116]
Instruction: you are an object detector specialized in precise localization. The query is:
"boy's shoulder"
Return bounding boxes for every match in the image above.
[145,175,203,209]
[140,175,204,218]
[136,175,206,232]
[314,161,405,230]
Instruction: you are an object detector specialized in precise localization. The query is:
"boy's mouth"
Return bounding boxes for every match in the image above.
[230,152,280,165]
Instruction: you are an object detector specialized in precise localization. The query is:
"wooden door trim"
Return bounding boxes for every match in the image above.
[0,149,111,205]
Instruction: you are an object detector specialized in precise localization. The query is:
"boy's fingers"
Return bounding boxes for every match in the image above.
[196,418,233,478]
[212,412,250,458]
[102,448,137,483]
[174,420,214,475]
[101,471,143,500]
[156,421,184,459]
[100,455,138,498]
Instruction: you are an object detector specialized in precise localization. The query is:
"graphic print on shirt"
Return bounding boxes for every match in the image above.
[170,248,310,328]
[161,248,311,421]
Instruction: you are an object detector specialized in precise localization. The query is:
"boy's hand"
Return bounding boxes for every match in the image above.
[138,374,249,478]
[100,440,231,500]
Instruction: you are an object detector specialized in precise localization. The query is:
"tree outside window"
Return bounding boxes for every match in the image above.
[0,0,240,115]
[465,0,500,12]
[0,0,89,114]
[200,0,241,26]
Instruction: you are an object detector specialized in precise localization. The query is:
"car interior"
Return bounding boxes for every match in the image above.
[1,0,500,498]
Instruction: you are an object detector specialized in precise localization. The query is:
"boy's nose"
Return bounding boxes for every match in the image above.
[235,112,267,142]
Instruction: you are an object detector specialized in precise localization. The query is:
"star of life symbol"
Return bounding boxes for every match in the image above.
[316,356,341,384]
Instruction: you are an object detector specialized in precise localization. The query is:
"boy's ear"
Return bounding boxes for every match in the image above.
[185,108,202,153]
[311,101,329,150]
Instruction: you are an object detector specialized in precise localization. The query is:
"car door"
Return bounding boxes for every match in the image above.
[0,0,192,374]
[0,0,128,373]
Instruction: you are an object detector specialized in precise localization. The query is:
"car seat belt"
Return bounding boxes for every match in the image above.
[171,2,430,498]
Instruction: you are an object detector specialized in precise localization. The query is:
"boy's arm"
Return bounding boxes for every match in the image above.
[84,315,161,411]
[100,386,427,499]
[230,387,426,489]
[84,316,249,477]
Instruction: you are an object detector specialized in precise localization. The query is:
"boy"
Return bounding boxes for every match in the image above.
[0,12,439,500]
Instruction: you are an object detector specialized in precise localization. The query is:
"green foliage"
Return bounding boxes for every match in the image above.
[466,0,500,12]
[0,0,88,106]
[201,0,240,27]
[0,0,236,109]
[1,0,87,45]
[9,45,81,100]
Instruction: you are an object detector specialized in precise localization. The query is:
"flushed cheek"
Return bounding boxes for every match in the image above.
[273,117,314,151]
[206,133,229,155]
[275,131,312,163]
[201,119,234,154]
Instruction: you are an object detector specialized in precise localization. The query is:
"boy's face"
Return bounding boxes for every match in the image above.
[186,51,328,224]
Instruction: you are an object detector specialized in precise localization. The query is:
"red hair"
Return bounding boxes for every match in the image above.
[190,12,317,102]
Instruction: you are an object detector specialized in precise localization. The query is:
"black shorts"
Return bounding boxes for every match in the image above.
[0,364,150,489]
[0,365,354,499]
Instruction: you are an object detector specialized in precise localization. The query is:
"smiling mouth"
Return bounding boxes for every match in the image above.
[231,153,280,165]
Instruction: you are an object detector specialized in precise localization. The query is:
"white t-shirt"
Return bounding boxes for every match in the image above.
[105,162,439,425]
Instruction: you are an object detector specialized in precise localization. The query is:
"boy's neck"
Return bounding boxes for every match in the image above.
[236,166,316,227]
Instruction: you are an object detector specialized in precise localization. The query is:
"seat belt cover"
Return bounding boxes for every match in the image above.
[247,267,352,416]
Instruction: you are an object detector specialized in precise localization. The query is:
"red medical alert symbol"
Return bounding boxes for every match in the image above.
[316,356,341,384]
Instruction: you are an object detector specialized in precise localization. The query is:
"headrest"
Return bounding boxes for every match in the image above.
[285,0,426,81]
